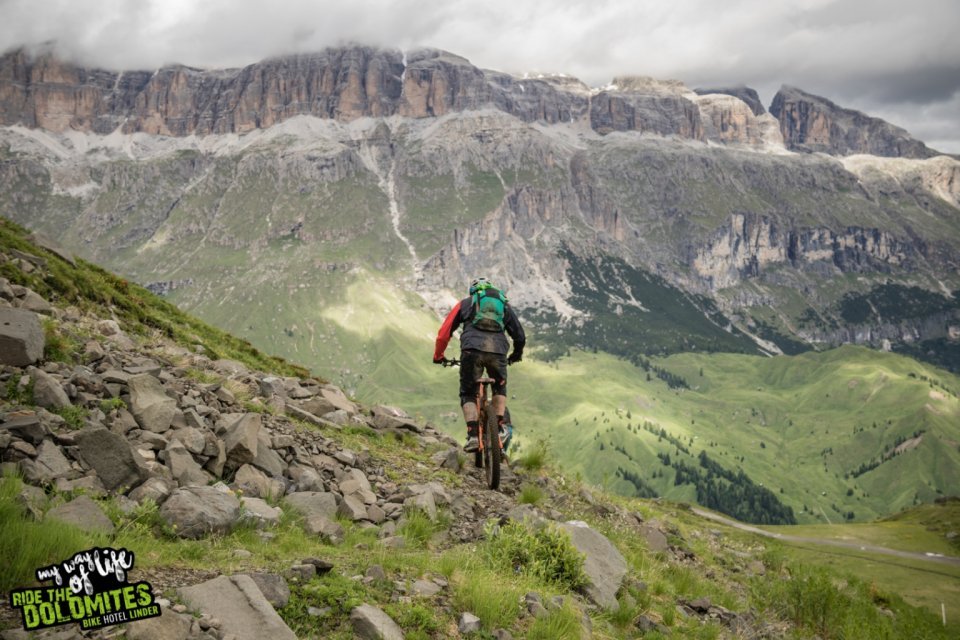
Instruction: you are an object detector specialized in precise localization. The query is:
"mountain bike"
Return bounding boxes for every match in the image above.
[441,358,504,490]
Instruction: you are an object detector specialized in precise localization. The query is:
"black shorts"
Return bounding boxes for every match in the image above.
[459,349,507,405]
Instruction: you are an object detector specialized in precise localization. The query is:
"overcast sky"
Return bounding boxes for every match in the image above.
[2,0,958,152]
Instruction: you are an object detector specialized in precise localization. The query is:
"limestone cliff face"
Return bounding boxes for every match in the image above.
[693,93,783,147]
[3,48,943,157]
[590,77,704,140]
[694,86,765,116]
[692,212,924,290]
[0,47,590,135]
[770,86,939,158]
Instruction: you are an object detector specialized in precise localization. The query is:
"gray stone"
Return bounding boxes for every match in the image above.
[165,440,211,486]
[286,464,324,492]
[412,579,442,597]
[284,491,338,520]
[128,373,178,433]
[350,603,405,640]
[161,485,242,539]
[404,491,437,521]
[244,573,290,608]
[54,475,106,496]
[235,464,284,499]
[366,504,387,524]
[338,494,369,521]
[75,426,148,492]
[558,521,627,609]
[285,564,317,582]
[338,467,373,494]
[171,427,207,455]
[14,289,53,314]
[251,430,286,477]
[433,447,461,471]
[29,439,74,481]
[223,414,261,471]
[458,612,482,634]
[0,414,49,444]
[0,308,44,366]
[129,477,174,505]
[365,565,387,581]
[303,514,345,544]
[640,523,669,553]
[371,405,423,432]
[178,574,297,640]
[284,404,341,430]
[27,368,71,410]
[241,497,282,528]
[46,495,115,535]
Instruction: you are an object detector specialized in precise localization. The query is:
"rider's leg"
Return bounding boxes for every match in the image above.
[492,394,507,420]
[460,350,482,451]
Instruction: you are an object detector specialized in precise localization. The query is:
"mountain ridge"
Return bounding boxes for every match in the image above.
[0,45,944,158]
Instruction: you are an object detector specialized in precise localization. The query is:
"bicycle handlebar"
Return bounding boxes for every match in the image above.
[438,357,514,367]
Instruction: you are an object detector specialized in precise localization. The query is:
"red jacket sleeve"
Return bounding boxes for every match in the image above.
[434,301,463,361]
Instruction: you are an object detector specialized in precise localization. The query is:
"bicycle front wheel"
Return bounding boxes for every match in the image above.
[483,406,501,490]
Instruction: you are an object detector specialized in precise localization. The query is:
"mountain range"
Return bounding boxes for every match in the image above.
[1,45,959,522]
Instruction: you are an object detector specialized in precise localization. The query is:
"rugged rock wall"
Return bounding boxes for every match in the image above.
[770,86,938,158]
[3,47,941,155]
[692,212,928,290]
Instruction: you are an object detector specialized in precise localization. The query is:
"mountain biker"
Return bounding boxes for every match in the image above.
[434,277,525,452]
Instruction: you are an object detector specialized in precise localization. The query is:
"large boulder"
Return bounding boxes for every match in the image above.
[558,521,628,609]
[74,426,149,492]
[160,485,242,538]
[350,604,405,640]
[27,367,71,410]
[0,308,44,366]
[284,491,338,520]
[223,414,261,471]
[128,373,178,433]
[178,574,297,640]
[45,495,115,535]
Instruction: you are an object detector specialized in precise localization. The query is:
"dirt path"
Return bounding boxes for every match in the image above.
[691,508,960,568]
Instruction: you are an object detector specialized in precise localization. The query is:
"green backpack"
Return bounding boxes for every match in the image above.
[470,286,506,332]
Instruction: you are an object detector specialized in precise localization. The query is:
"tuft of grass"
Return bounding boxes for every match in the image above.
[518,482,545,506]
[397,507,448,549]
[482,520,587,591]
[525,600,583,640]
[450,566,524,630]
[0,474,105,591]
[99,397,127,414]
[383,603,442,639]
[515,439,549,472]
[42,318,80,363]
[54,405,90,430]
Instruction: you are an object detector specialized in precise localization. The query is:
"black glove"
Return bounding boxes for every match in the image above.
[433,356,445,365]
[507,352,522,365]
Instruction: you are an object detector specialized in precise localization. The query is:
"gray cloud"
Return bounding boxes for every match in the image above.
[2,0,958,152]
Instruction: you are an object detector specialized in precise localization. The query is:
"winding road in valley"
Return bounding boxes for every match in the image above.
[691,508,960,568]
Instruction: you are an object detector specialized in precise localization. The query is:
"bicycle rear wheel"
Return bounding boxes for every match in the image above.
[483,406,500,490]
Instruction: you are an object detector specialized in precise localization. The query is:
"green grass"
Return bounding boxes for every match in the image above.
[0,475,107,592]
